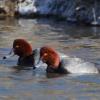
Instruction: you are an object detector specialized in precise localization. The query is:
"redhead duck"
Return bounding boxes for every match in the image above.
[3,39,36,69]
[34,46,99,74]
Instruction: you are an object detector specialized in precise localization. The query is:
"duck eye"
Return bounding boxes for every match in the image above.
[15,45,20,48]
[44,53,48,57]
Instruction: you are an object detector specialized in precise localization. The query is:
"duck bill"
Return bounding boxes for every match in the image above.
[34,57,43,68]
[36,57,42,65]
[32,48,42,67]
[3,48,14,59]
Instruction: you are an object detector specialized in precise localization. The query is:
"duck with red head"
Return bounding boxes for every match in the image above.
[37,46,69,74]
[35,46,99,74]
[3,39,36,69]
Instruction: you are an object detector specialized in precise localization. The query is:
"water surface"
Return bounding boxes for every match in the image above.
[0,18,100,100]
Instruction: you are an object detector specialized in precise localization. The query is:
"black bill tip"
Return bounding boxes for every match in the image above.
[3,56,6,59]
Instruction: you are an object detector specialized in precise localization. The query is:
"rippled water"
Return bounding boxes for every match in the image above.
[0,18,100,100]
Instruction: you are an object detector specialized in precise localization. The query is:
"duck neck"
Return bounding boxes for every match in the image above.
[17,53,34,67]
[46,61,69,74]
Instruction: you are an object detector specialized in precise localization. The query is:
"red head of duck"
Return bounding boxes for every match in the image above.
[13,39,33,57]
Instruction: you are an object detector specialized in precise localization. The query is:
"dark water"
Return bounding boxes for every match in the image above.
[0,18,100,100]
